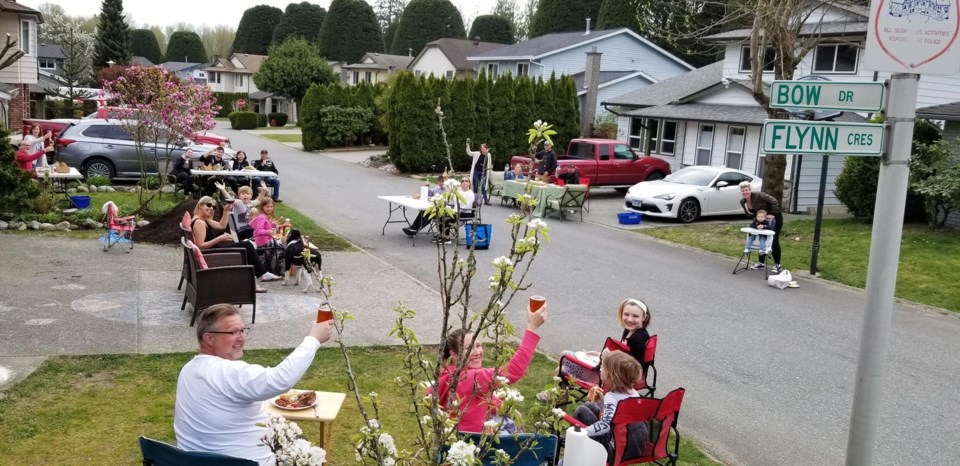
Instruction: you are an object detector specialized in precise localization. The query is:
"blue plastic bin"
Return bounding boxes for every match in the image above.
[618,211,641,225]
[70,195,91,209]
[464,224,491,249]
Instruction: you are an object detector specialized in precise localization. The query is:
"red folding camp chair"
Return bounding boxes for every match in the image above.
[580,177,591,212]
[101,201,135,253]
[559,335,658,401]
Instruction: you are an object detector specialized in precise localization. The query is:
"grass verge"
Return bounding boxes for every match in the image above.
[640,218,960,312]
[276,203,352,251]
[260,134,302,143]
[0,348,719,465]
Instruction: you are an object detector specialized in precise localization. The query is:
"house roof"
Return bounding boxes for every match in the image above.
[468,28,693,70]
[569,70,654,95]
[624,102,866,125]
[161,61,205,72]
[414,38,506,71]
[37,43,64,59]
[703,21,867,42]
[202,53,266,74]
[131,56,154,67]
[0,0,42,21]
[916,101,960,120]
[342,53,413,71]
[603,61,724,107]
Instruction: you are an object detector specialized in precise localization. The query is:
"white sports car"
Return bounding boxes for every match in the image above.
[624,166,762,223]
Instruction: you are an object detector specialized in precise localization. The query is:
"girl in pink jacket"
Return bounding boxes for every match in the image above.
[249,197,280,247]
[434,305,548,433]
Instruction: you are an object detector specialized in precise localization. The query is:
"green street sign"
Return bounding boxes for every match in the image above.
[761,120,885,156]
[770,81,885,112]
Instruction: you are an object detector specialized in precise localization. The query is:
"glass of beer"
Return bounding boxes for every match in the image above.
[529,295,546,313]
[316,305,334,324]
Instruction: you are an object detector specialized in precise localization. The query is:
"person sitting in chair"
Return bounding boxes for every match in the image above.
[436,179,475,244]
[744,209,774,253]
[253,150,282,203]
[504,163,526,181]
[402,173,447,237]
[557,164,581,185]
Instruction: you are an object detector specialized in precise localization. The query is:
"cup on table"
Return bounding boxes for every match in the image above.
[529,295,546,313]
[316,306,334,324]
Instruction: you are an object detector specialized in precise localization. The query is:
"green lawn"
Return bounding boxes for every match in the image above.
[250,125,296,131]
[640,218,960,312]
[260,134,302,143]
[276,203,352,251]
[0,348,720,465]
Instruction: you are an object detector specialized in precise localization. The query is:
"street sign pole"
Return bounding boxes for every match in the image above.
[809,153,829,276]
[845,73,919,466]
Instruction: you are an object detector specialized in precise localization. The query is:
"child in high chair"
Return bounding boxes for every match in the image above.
[744,208,774,253]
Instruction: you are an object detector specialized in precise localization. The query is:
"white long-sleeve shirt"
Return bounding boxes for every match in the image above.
[174,336,321,465]
[586,388,640,438]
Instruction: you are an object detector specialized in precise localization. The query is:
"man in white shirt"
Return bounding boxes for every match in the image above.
[174,304,333,465]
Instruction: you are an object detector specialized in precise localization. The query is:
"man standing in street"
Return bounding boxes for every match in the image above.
[535,141,558,182]
[174,304,333,465]
[253,149,282,202]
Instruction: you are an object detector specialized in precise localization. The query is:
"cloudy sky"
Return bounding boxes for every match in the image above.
[21,0,500,28]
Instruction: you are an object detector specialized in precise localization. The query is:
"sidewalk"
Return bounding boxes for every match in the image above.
[0,235,444,389]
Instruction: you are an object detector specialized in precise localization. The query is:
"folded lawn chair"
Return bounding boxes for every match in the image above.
[100,201,135,253]
[559,336,658,402]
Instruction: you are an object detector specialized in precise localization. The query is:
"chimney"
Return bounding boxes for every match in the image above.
[580,47,602,138]
[585,18,591,35]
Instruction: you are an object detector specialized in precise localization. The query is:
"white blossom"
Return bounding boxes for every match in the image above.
[446,440,479,466]
[444,178,460,191]
[495,376,510,386]
[552,408,566,418]
[378,433,397,455]
[492,256,513,267]
[367,419,381,431]
[493,387,524,403]
[421,415,433,425]
[527,218,548,231]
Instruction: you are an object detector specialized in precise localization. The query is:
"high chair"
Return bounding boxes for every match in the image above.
[732,227,775,278]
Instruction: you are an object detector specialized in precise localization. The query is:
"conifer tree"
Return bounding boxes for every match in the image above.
[510,75,535,167]
[488,73,515,163]
[533,77,557,136]
[391,0,465,56]
[165,31,207,63]
[596,0,640,33]
[473,71,493,153]
[232,5,283,55]
[468,15,514,44]
[528,0,602,38]
[273,2,326,45]
[301,83,330,150]
[93,0,131,69]
[553,76,580,152]
[448,78,476,170]
[129,29,163,64]
[317,0,384,63]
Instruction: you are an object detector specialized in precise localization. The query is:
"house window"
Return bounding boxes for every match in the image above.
[725,126,746,169]
[20,20,31,55]
[739,46,775,72]
[445,70,454,79]
[352,71,360,84]
[235,74,244,86]
[486,63,499,77]
[637,119,678,155]
[38,58,56,70]
[696,124,715,165]
[813,44,859,73]
[210,72,220,84]
[628,118,644,149]
[645,119,659,154]
[517,63,529,76]
[365,71,372,82]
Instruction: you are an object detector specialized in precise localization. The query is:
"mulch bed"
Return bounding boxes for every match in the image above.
[136,198,197,245]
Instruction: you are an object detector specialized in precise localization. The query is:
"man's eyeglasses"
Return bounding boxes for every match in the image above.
[206,326,250,337]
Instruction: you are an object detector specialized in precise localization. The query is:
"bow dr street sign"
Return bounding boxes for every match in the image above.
[761,121,885,156]
[770,81,886,112]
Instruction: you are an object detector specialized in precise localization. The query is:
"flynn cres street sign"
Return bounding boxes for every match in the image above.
[770,80,885,112]
[761,120,885,156]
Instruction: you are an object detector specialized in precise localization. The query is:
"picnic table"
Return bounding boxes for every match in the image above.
[377,195,434,246]
[190,168,278,179]
[502,180,567,218]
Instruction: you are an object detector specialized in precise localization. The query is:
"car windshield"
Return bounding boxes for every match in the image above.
[664,168,717,186]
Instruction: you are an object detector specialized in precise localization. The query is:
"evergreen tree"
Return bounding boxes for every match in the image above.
[232,5,283,55]
[384,74,408,167]
[488,73,515,164]
[254,38,337,118]
[301,83,330,150]
[383,21,400,53]
[425,76,450,171]
[528,0,602,38]
[272,2,326,46]
[468,15,514,44]
[596,0,640,33]
[0,126,40,213]
[93,0,131,69]
[447,78,475,171]
[553,76,580,152]
[510,75,535,167]
[533,77,557,144]
[391,0,465,56]
[317,0,384,63]
[393,73,426,171]
[129,28,163,64]
[473,71,493,152]
[165,31,207,63]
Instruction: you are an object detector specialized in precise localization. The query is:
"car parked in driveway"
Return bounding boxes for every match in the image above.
[56,120,234,180]
[84,107,231,147]
[624,166,762,223]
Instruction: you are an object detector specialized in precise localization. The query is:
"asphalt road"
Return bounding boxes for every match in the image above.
[231,124,960,465]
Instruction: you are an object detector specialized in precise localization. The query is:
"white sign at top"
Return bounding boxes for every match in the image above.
[862,0,960,75]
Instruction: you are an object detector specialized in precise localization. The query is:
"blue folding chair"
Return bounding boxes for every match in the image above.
[139,436,257,466]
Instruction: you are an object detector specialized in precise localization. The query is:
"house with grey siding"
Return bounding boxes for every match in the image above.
[917,101,960,229]
[466,27,692,118]
[605,1,960,213]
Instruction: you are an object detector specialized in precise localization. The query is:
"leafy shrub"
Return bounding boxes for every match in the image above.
[38,212,62,224]
[318,106,373,147]
[268,112,289,127]
[834,156,880,222]
[86,175,111,187]
[257,113,268,127]
[0,127,40,213]
[228,111,259,130]
[142,175,162,190]
[212,92,249,117]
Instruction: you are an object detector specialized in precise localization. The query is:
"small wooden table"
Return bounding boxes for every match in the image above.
[262,390,346,451]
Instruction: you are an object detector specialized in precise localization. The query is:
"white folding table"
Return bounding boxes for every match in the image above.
[377,195,434,246]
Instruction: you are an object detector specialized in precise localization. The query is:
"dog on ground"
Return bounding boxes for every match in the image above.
[282,229,323,293]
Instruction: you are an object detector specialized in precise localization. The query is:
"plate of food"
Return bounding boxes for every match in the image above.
[272,390,318,410]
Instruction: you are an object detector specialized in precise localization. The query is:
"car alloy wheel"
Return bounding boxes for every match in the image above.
[646,172,665,181]
[84,160,114,180]
[677,198,700,223]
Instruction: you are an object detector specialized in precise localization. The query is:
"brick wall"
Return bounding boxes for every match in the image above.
[8,83,28,132]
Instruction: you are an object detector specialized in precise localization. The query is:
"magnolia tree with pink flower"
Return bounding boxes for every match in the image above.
[100,65,220,209]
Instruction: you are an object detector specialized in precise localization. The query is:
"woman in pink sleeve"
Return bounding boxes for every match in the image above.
[249,197,280,247]
[436,304,548,433]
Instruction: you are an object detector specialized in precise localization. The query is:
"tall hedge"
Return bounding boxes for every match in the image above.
[472,72,493,153]
[211,92,250,117]
[488,73,515,166]
[391,0,465,56]
[529,0,603,38]
[233,5,284,55]
[300,81,385,150]
[165,31,207,63]
[468,15,514,44]
[553,76,581,152]
[301,84,330,150]
[447,78,476,171]
[597,0,641,33]
[129,28,163,64]
[317,0,384,63]
[510,75,535,166]
[273,2,326,45]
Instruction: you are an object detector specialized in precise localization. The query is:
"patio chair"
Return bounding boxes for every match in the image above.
[442,433,558,466]
[139,436,257,465]
[559,336,658,402]
[488,170,505,200]
[177,211,246,292]
[182,237,258,326]
[543,184,588,221]
[101,201,136,252]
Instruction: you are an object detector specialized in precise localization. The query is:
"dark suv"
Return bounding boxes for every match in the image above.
[56,120,231,180]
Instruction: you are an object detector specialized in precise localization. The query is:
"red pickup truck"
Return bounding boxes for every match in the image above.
[510,138,671,188]
[85,107,231,147]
